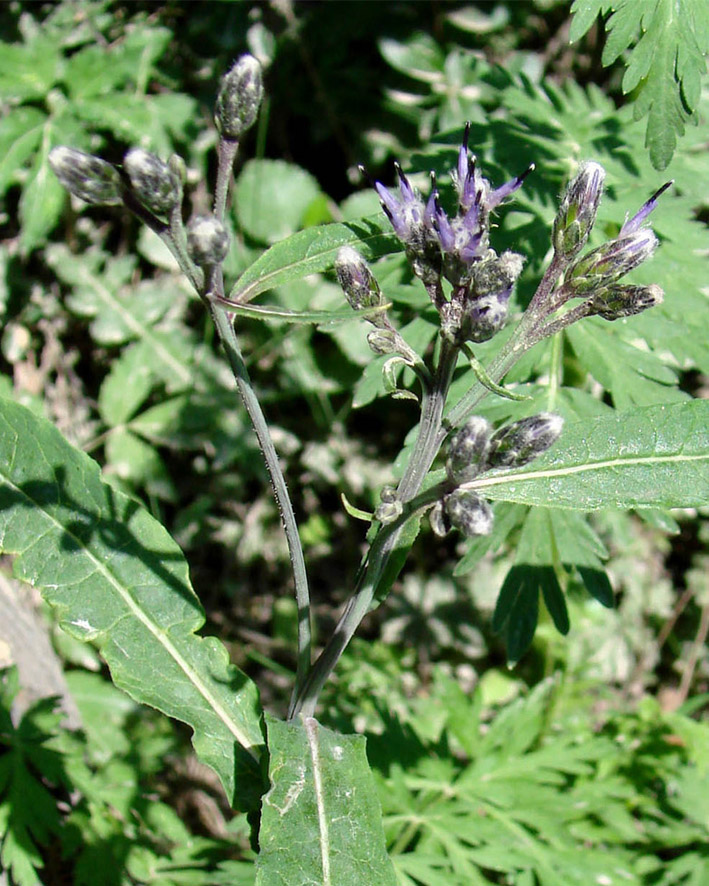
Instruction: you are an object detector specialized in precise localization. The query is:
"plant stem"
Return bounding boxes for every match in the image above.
[290,341,459,718]
[214,138,239,221]
[210,303,312,710]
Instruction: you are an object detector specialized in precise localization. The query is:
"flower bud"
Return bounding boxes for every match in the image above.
[467,293,509,343]
[553,162,605,260]
[566,229,658,295]
[429,501,449,537]
[215,54,264,140]
[472,250,524,298]
[375,486,403,524]
[49,146,122,206]
[588,283,664,321]
[123,148,181,217]
[186,214,230,266]
[446,416,492,484]
[335,247,383,312]
[367,329,398,356]
[488,413,564,468]
[443,490,493,538]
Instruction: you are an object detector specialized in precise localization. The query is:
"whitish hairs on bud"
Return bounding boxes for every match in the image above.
[446,416,492,484]
[215,54,264,140]
[444,490,493,538]
[124,148,181,217]
[588,283,664,321]
[186,215,230,266]
[487,413,564,469]
[335,247,383,312]
[49,146,122,206]
[553,161,605,260]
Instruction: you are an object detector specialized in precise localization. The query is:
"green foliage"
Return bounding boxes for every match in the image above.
[0,1,707,882]
[570,0,709,170]
[0,1,197,254]
[0,667,257,886]
[0,397,265,811]
[374,674,709,886]
[256,715,397,886]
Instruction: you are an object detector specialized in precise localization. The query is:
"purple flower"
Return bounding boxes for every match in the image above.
[620,181,673,235]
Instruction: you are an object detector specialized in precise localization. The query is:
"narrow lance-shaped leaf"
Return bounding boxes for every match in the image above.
[228,215,399,305]
[212,295,391,326]
[256,714,398,886]
[464,401,709,510]
[0,398,265,810]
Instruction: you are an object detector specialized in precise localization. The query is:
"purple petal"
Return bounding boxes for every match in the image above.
[487,163,535,210]
[620,181,673,234]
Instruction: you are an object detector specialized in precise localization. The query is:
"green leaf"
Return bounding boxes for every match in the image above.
[18,127,66,255]
[0,36,62,100]
[98,342,158,427]
[234,159,323,245]
[228,216,399,305]
[256,715,397,886]
[572,0,709,169]
[0,398,265,810]
[214,297,390,327]
[466,401,709,510]
[0,107,46,198]
[565,318,684,409]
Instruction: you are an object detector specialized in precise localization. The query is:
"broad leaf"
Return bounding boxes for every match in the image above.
[256,715,397,886]
[466,401,709,510]
[0,398,265,810]
[228,216,399,305]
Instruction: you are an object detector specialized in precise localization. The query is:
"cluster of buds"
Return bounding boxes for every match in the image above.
[366,124,533,346]
[548,165,670,325]
[49,55,266,277]
[430,412,563,538]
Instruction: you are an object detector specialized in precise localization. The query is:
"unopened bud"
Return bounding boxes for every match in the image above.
[567,229,658,295]
[335,247,383,312]
[446,416,492,484]
[553,161,605,260]
[467,293,509,343]
[488,413,564,468]
[215,54,264,140]
[186,214,230,266]
[375,486,403,524]
[430,500,450,537]
[589,283,664,321]
[124,148,181,216]
[472,250,524,297]
[367,329,398,356]
[49,146,122,206]
[444,490,493,538]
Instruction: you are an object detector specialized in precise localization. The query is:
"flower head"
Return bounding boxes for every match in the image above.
[215,54,264,140]
[49,146,123,206]
[123,148,181,217]
[553,161,605,260]
[186,214,230,266]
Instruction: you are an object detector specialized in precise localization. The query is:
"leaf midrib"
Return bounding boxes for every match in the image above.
[1,464,261,758]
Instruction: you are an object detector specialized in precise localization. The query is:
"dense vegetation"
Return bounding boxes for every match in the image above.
[0,2,707,884]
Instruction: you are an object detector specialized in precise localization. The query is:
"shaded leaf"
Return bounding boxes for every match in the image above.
[0,398,265,810]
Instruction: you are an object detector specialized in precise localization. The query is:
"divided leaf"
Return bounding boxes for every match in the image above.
[0,398,265,810]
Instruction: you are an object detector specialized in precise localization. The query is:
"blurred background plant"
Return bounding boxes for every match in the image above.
[0,1,707,884]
